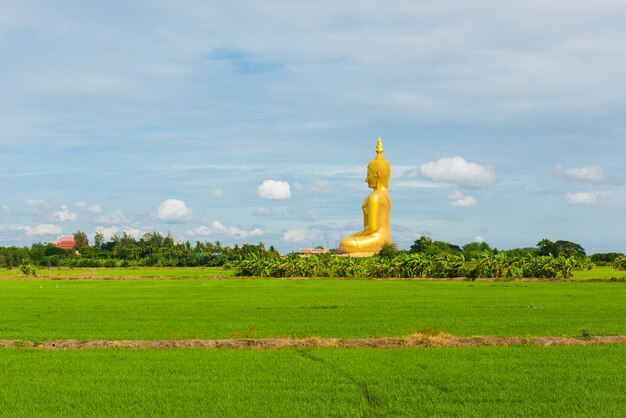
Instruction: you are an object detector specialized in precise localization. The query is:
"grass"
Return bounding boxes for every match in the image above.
[1,265,624,280]
[1,279,625,341]
[2,272,624,416]
[572,266,626,280]
[0,345,624,417]
[0,266,232,280]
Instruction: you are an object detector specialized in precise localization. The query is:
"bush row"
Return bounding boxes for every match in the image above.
[228,252,588,279]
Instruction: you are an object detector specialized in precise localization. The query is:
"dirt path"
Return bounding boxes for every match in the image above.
[2,334,625,350]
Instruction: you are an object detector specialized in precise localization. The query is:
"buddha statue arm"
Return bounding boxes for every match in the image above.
[350,193,380,237]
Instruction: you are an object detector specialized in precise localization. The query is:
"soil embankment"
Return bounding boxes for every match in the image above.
[2,334,625,350]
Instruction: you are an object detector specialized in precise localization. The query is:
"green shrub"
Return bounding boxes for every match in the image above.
[613,256,626,271]
[19,261,37,277]
[377,243,398,259]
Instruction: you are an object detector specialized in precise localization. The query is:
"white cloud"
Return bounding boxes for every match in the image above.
[94,226,120,240]
[212,189,224,198]
[566,192,598,205]
[190,225,213,236]
[293,182,304,191]
[211,221,263,238]
[258,180,291,200]
[75,201,103,214]
[122,227,147,239]
[94,226,146,240]
[310,180,332,193]
[420,157,496,188]
[0,205,9,213]
[395,179,444,189]
[97,210,131,225]
[561,165,608,183]
[475,235,485,243]
[155,199,193,222]
[24,199,51,213]
[23,224,62,236]
[448,191,478,207]
[189,221,263,238]
[51,205,77,222]
[252,206,272,216]
[453,197,477,207]
[283,229,307,242]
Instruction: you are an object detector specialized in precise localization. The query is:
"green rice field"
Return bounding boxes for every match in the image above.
[572,266,626,280]
[1,279,625,341]
[1,271,625,416]
[1,346,624,417]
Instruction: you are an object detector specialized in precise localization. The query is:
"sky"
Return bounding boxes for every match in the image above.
[1,0,625,253]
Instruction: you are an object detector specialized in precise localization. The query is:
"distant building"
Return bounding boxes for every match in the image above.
[56,235,76,250]
[297,248,330,255]
[166,230,184,245]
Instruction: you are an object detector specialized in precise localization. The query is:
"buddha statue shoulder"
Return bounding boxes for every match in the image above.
[339,137,392,256]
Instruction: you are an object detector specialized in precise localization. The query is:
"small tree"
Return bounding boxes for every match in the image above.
[537,239,585,258]
[377,243,398,259]
[19,260,37,277]
[73,231,89,250]
[94,232,104,249]
[463,241,492,253]
[410,236,432,253]
[410,236,461,254]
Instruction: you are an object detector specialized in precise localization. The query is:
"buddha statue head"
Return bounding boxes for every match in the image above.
[366,137,391,188]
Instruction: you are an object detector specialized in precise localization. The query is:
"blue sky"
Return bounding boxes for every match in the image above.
[1,1,625,253]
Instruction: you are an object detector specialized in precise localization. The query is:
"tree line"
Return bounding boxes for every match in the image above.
[0,232,624,273]
[0,231,277,268]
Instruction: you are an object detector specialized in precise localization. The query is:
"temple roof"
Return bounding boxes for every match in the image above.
[56,235,76,250]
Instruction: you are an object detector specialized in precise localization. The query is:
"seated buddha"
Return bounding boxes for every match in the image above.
[339,137,392,256]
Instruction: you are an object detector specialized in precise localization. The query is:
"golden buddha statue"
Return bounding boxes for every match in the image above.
[339,137,392,256]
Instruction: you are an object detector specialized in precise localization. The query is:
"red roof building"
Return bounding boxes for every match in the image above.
[298,248,330,255]
[56,236,76,250]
